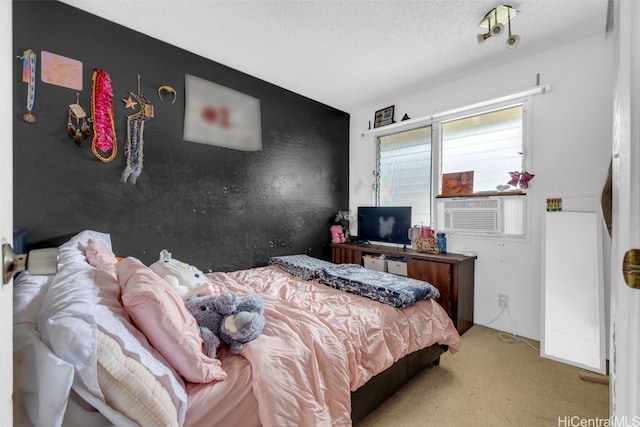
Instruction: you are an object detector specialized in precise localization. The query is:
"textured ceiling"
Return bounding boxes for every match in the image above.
[60,0,609,112]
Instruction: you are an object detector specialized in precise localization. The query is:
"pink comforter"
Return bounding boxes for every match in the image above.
[185,266,460,427]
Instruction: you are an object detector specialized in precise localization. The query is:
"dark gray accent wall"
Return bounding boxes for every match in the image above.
[12,0,349,272]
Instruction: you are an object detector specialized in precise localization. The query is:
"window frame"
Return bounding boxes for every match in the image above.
[372,96,533,236]
[433,98,532,203]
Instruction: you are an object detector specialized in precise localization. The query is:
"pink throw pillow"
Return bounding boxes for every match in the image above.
[85,238,119,277]
[117,257,227,383]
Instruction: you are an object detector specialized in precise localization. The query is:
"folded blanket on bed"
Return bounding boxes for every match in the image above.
[268,254,336,280]
[318,263,440,308]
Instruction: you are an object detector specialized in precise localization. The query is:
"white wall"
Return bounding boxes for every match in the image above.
[349,33,614,340]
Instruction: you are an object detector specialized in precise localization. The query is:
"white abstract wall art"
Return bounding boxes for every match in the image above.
[183,73,262,151]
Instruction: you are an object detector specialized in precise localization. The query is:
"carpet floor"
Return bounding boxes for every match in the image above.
[357,325,609,427]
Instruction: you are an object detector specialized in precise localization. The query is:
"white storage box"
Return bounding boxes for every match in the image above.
[362,256,387,272]
[387,259,408,276]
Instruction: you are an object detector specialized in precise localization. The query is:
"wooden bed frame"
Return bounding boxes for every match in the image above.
[351,343,448,424]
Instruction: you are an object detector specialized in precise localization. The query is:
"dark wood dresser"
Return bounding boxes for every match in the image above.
[332,242,475,334]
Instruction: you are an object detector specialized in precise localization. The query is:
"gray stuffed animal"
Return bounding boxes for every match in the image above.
[184,291,266,356]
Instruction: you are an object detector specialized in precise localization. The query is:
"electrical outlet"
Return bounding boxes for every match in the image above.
[498,294,509,307]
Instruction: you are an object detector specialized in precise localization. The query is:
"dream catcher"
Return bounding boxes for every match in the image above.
[66,92,91,146]
[121,74,154,184]
[91,69,117,162]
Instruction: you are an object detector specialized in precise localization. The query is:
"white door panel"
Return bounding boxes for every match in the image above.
[1,0,14,423]
[610,0,640,418]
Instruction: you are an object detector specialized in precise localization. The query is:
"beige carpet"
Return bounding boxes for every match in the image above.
[357,325,609,427]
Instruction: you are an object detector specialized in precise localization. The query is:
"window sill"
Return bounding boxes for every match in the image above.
[436,190,525,198]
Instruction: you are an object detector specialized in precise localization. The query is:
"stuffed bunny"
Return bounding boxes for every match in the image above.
[149,249,220,299]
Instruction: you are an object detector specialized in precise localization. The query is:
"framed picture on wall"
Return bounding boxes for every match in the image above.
[374,105,395,128]
[183,73,263,151]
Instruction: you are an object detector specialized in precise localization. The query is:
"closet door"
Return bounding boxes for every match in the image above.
[542,205,606,374]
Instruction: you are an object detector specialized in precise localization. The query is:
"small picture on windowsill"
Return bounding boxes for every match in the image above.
[441,171,474,196]
[374,105,395,128]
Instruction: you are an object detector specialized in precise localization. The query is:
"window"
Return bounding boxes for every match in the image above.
[377,126,432,226]
[441,105,523,193]
[375,100,529,237]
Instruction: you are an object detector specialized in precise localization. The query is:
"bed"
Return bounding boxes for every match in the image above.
[13,230,460,427]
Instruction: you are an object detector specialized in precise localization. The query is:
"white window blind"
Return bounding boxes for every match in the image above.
[377,126,432,226]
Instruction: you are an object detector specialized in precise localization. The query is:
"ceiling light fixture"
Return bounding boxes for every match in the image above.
[491,8,504,37]
[505,7,520,48]
[477,4,519,47]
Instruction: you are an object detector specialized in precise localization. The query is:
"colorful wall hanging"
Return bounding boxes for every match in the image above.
[121,74,154,184]
[183,73,262,151]
[19,49,37,123]
[546,197,563,212]
[90,68,117,162]
[41,51,83,91]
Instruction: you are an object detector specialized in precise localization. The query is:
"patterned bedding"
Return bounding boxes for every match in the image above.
[319,263,440,308]
[270,254,440,308]
[268,254,335,280]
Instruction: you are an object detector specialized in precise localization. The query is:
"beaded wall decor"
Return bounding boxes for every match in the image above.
[90,69,117,162]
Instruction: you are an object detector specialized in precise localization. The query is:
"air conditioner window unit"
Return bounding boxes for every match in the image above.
[437,196,526,237]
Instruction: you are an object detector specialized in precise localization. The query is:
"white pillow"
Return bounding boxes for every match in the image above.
[13,271,50,327]
[36,230,187,425]
[14,271,75,427]
[13,332,75,427]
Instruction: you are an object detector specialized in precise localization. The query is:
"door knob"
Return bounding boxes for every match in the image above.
[2,243,59,285]
[622,249,640,289]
